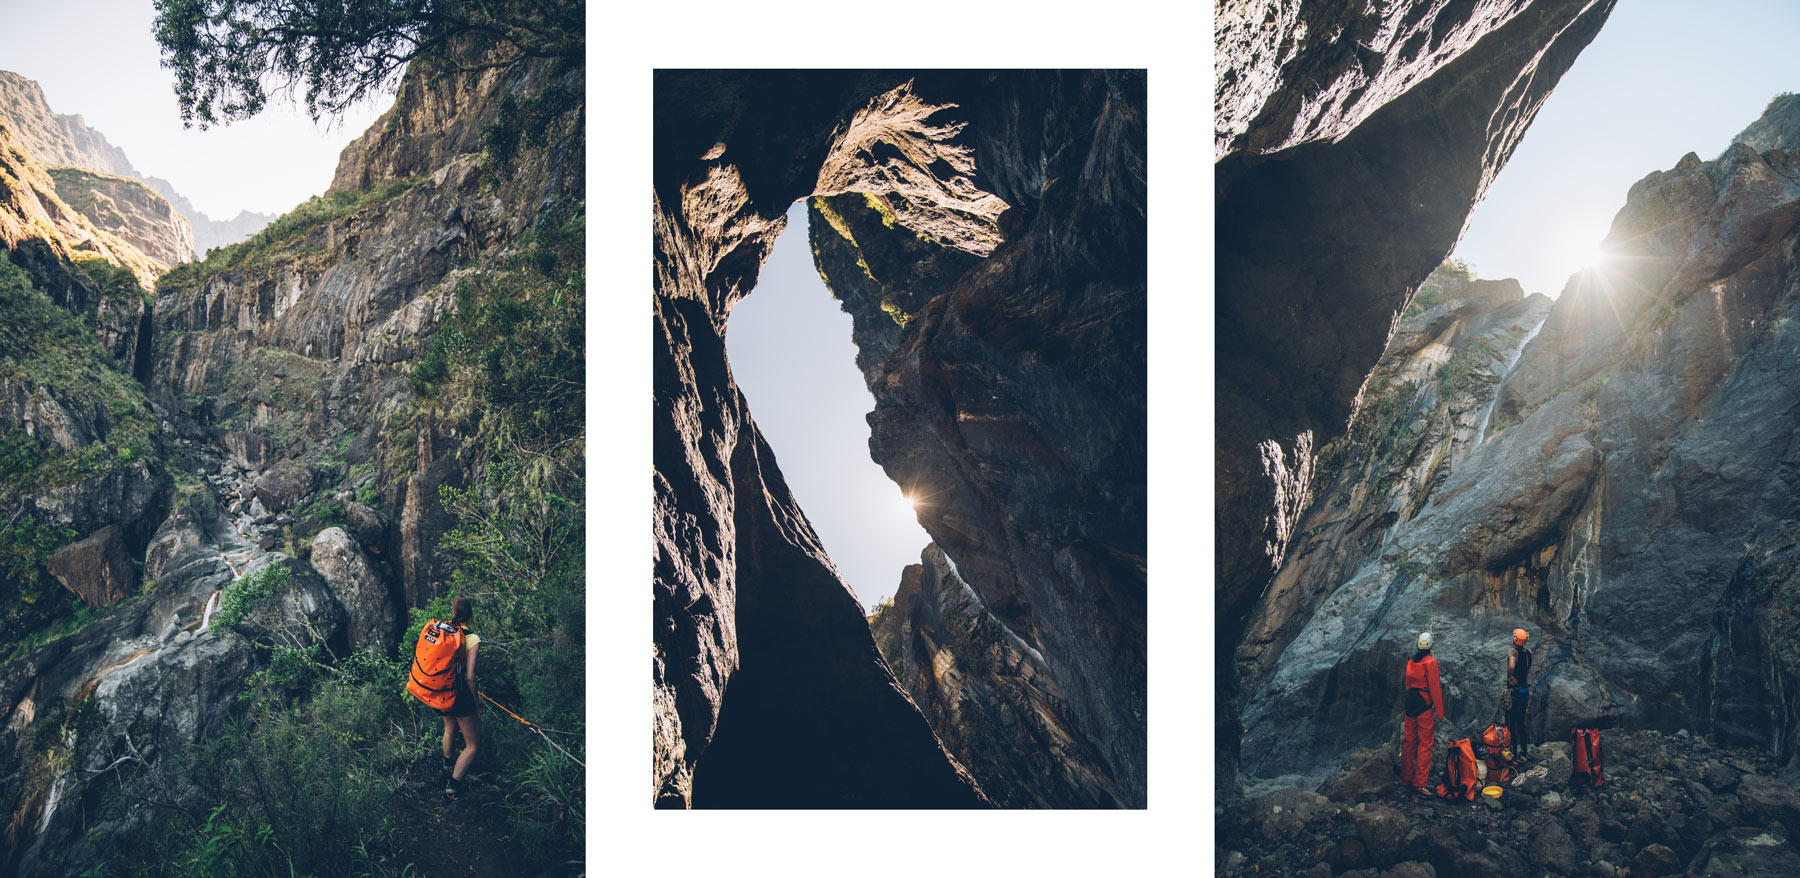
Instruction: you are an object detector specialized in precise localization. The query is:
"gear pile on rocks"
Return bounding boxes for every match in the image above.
[1219,729,1800,877]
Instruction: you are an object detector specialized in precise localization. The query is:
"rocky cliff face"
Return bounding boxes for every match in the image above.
[0,43,580,874]
[0,69,267,258]
[47,166,194,268]
[1238,98,1800,795]
[654,70,1143,809]
[1214,0,1617,786]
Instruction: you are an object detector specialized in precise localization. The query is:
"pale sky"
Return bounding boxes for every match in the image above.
[0,0,390,220]
[726,202,932,613]
[1455,0,1800,298]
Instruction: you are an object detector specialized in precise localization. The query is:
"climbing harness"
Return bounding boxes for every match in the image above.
[480,692,586,769]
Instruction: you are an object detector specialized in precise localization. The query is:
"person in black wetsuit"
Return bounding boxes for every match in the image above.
[1506,628,1533,761]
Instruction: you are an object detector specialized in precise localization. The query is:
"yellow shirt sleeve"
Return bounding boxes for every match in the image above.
[466,633,481,649]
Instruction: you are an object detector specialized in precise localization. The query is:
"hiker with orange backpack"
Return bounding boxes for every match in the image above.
[406,597,483,804]
[1401,631,1446,797]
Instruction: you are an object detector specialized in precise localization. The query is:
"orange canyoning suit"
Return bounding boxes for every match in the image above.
[1401,649,1445,788]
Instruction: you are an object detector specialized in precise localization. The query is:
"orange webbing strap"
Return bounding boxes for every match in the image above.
[479,692,586,769]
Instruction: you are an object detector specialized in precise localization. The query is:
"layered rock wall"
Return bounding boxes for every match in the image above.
[1214,0,1617,787]
[1239,103,1800,786]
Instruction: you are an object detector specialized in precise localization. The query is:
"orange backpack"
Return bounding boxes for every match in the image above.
[407,620,466,710]
[1436,738,1480,800]
[1481,724,1513,783]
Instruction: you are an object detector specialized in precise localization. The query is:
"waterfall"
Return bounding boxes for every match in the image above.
[1473,312,1549,447]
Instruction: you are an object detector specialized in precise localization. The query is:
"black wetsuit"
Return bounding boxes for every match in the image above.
[1507,645,1532,757]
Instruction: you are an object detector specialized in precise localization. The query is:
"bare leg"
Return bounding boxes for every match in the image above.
[441,716,455,760]
[453,714,481,781]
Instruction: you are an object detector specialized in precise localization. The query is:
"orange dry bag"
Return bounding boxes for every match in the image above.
[407,619,466,710]
[1571,728,1603,787]
[1482,724,1513,783]
[1435,738,1480,800]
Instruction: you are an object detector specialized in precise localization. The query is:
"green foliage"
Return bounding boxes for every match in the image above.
[482,74,580,171]
[152,0,583,127]
[160,177,424,292]
[407,201,583,449]
[102,670,426,877]
[211,562,291,635]
[1,598,98,666]
[1310,379,1426,499]
[0,260,157,639]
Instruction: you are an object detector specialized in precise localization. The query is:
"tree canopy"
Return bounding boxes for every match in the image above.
[153,0,583,128]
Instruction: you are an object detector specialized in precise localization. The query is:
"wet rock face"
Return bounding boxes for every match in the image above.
[1213,0,1617,769]
[1238,96,1800,787]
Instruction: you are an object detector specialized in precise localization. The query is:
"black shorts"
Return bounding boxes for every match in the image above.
[439,682,477,718]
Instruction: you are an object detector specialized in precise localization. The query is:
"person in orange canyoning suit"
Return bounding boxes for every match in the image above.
[1401,631,1446,796]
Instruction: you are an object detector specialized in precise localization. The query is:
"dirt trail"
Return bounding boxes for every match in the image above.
[383,759,527,877]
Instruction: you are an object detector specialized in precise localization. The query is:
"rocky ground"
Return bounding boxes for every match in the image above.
[1220,730,1800,877]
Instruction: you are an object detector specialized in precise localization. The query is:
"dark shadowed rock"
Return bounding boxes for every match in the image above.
[1384,863,1435,878]
[1738,774,1800,835]
[45,525,135,608]
[1324,747,1400,803]
[1690,828,1800,877]
[1349,802,1409,867]
[1632,843,1681,877]
[253,460,315,513]
[1528,819,1579,874]
[656,69,1141,809]
[344,501,385,553]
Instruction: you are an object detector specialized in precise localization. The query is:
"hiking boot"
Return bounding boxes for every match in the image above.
[1415,786,1434,798]
[443,775,461,804]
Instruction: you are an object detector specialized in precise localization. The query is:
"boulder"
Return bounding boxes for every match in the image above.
[307,527,394,651]
[1737,774,1800,835]
[1247,787,1333,844]
[1689,828,1800,877]
[344,501,385,553]
[1631,843,1682,878]
[45,525,135,608]
[1348,802,1409,867]
[223,557,345,649]
[253,460,315,513]
[1383,864,1435,878]
[1527,819,1578,874]
[1322,746,1399,802]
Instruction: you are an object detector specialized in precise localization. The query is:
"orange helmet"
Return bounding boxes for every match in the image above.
[1512,628,1529,645]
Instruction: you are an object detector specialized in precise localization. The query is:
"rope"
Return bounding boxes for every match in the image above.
[479,692,586,769]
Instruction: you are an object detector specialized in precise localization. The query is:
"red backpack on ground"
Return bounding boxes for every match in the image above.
[1436,738,1480,800]
[1481,724,1512,783]
[406,619,466,710]
[1571,728,1603,787]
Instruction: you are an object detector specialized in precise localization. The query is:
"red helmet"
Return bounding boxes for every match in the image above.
[1512,628,1529,645]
